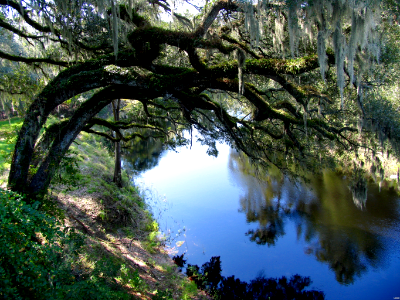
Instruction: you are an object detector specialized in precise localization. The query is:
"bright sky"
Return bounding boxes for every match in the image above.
[160,0,204,22]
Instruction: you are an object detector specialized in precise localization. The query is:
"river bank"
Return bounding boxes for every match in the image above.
[0,117,208,299]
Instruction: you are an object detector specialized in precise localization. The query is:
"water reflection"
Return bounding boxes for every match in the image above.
[124,136,400,298]
[245,206,285,246]
[302,225,380,284]
[349,177,368,210]
[123,138,165,175]
[173,255,325,300]
[228,150,397,285]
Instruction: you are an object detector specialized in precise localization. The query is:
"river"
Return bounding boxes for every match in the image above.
[123,136,400,300]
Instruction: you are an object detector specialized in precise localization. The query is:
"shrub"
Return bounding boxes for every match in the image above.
[0,188,132,299]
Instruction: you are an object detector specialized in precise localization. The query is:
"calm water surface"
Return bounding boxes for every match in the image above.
[123,138,400,300]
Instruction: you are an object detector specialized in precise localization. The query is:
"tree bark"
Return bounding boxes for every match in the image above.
[112,99,123,188]
[25,86,143,196]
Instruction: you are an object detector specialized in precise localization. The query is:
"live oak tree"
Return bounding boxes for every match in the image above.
[1,0,400,198]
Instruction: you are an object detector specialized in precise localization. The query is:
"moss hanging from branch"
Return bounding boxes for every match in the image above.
[317,30,327,81]
[333,22,346,108]
[111,0,119,60]
[236,48,246,95]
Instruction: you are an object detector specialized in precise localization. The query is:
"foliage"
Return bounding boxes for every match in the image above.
[1,0,400,203]
[0,188,135,299]
[51,149,82,189]
[118,264,144,290]
[143,219,162,253]
[152,288,174,300]
[0,29,44,119]
[0,117,22,176]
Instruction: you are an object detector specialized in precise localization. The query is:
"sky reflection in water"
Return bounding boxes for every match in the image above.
[125,138,400,300]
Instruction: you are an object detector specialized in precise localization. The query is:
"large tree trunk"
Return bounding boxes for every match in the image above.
[11,85,138,198]
[7,55,140,194]
[112,99,123,188]
[28,87,120,196]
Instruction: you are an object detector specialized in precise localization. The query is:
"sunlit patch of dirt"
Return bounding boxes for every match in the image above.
[52,183,211,299]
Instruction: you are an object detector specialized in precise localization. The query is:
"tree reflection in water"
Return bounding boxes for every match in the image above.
[228,150,385,285]
[174,255,324,300]
[122,124,188,176]
[245,206,285,246]
[122,137,165,176]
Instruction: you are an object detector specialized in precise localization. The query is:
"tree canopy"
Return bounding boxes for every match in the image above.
[1,0,400,197]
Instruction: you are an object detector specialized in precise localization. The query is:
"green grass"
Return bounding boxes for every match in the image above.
[0,117,23,179]
[0,116,23,127]
[0,116,63,183]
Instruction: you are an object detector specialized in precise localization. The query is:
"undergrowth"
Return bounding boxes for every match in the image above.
[0,188,132,299]
[0,120,204,300]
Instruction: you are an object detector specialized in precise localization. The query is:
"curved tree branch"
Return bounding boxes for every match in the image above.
[0,18,45,40]
[0,0,53,33]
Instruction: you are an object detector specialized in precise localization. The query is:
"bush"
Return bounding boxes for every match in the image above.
[0,188,132,299]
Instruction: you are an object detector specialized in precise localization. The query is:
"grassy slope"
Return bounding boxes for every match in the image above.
[0,119,207,300]
[0,117,23,179]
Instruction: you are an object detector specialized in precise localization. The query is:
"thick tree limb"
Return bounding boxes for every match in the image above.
[193,0,239,38]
